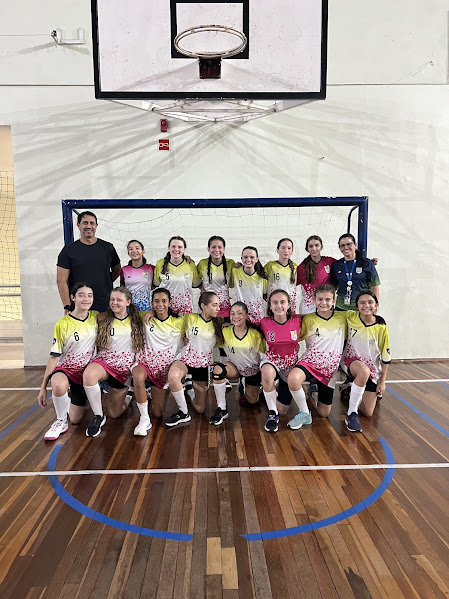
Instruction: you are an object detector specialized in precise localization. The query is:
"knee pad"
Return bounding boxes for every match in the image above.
[212,363,227,381]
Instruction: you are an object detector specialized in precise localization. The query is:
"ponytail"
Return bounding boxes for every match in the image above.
[287,259,296,284]
[199,291,224,345]
[161,251,171,275]
[254,260,268,280]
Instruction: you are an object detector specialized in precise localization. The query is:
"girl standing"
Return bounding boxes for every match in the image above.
[37,283,97,440]
[83,286,144,438]
[197,236,235,319]
[131,288,186,436]
[120,239,154,311]
[287,285,347,428]
[341,291,391,432]
[265,238,298,312]
[259,290,302,433]
[165,292,224,427]
[296,235,336,314]
[230,246,268,325]
[153,236,200,314]
[210,302,266,426]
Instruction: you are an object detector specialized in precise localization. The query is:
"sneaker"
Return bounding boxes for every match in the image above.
[225,379,232,393]
[44,419,68,441]
[264,410,279,433]
[345,412,362,433]
[165,410,191,427]
[209,407,229,426]
[100,380,109,394]
[86,414,106,438]
[287,410,312,430]
[134,417,152,436]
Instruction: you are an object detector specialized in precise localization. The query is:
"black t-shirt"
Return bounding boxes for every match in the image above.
[57,239,120,312]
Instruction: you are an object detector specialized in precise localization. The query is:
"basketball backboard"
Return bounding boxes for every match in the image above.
[92,0,327,100]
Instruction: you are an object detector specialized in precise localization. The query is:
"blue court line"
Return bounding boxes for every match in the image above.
[386,386,449,438]
[242,438,395,541]
[48,445,192,542]
[0,404,39,440]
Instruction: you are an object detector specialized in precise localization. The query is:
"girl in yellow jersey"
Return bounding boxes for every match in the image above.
[197,236,235,318]
[153,236,200,314]
[341,291,391,433]
[230,246,268,325]
[165,292,224,427]
[264,238,298,312]
[210,302,266,426]
[131,288,186,436]
[83,286,144,438]
[37,283,98,441]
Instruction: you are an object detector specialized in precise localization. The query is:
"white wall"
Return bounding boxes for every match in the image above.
[0,1,448,364]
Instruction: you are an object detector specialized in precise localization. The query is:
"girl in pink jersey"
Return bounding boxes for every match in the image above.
[296,235,336,314]
[259,290,302,433]
[83,286,144,438]
[287,285,347,428]
[37,283,97,441]
[120,239,154,311]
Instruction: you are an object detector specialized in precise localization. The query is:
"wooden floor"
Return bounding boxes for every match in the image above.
[0,362,448,599]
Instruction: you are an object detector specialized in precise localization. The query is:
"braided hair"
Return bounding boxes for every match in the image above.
[161,236,186,275]
[277,238,296,284]
[207,235,228,284]
[242,246,268,280]
[300,235,323,284]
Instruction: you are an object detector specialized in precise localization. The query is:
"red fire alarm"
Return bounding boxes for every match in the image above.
[160,119,168,133]
[159,139,169,150]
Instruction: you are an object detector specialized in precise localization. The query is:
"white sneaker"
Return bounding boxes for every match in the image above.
[134,417,152,436]
[44,419,69,441]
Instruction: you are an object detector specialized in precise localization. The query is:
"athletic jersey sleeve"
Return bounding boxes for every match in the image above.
[190,261,201,287]
[262,277,268,295]
[258,332,267,353]
[366,261,381,288]
[298,316,310,342]
[229,267,236,288]
[120,267,125,286]
[380,324,391,363]
[50,319,66,356]
[153,259,163,286]
[330,262,338,287]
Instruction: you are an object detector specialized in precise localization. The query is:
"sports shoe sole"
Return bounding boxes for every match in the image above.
[287,419,312,430]
[44,425,69,441]
[134,420,152,436]
[210,412,229,426]
[86,415,106,438]
[345,419,362,433]
[165,414,192,427]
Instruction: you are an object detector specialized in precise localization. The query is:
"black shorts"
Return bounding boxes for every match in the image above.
[106,375,127,390]
[346,363,377,393]
[187,365,209,382]
[244,371,262,387]
[260,363,292,406]
[294,365,335,405]
[49,370,87,407]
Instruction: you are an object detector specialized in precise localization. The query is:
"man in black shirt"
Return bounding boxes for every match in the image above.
[57,211,121,312]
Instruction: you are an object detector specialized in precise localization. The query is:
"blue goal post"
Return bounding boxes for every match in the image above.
[61,197,368,256]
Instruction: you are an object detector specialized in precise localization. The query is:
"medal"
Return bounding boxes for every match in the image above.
[347,281,352,287]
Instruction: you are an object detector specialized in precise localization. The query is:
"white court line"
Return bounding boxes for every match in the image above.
[0,462,448,478]
[0,379,448,392]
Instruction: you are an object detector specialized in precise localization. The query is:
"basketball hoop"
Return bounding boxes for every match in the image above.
[174,25,247,79]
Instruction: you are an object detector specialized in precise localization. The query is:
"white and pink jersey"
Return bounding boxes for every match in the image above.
[153,258,200,314]
[134,313,186,388]
[177,313,217,368]
[265,261,298,313]
[230,267,268,325]
[296,256,336,314]
[197,257,235,317]
[91,316,135,384]
[297,311,347,386]
[259,315,302,381]
[120,263,154,311]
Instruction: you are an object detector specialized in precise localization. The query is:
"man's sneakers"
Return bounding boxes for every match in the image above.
[134,417,152,436]
[44,419,69,441]
[209,407,229,426]
[165,410,191,427]
[86,414,106,438]
[264,410,279,433]
[345,412,362,433]
[287,410,312,430]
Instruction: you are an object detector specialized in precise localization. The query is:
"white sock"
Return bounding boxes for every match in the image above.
[348,383,365,414]
[213,382,227,410]
[84,383,103,416]
[137,401,149,420]
[52,393,70,421]
[263,390,278,414]
[172,389,188,414]
[290,388,309,414]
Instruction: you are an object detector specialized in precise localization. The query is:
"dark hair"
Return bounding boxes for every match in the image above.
[207,236,228,284]
[68,282,93,312]
[338,233,369,267]
[77,211,97,224]
[314,284,336,299]
[198,291,224,345]
[355,290,386,325]
[277,238,296,284]
[151,287,178,318]
[162,236,186,275]
[300,235,323,284]
[230,301,248,314]
[242,246,268,280]
[267,289,292,321]
[127,239,147,265]
[96,286,144,353]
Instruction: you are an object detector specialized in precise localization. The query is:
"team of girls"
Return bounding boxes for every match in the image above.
[38,283,98,440]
